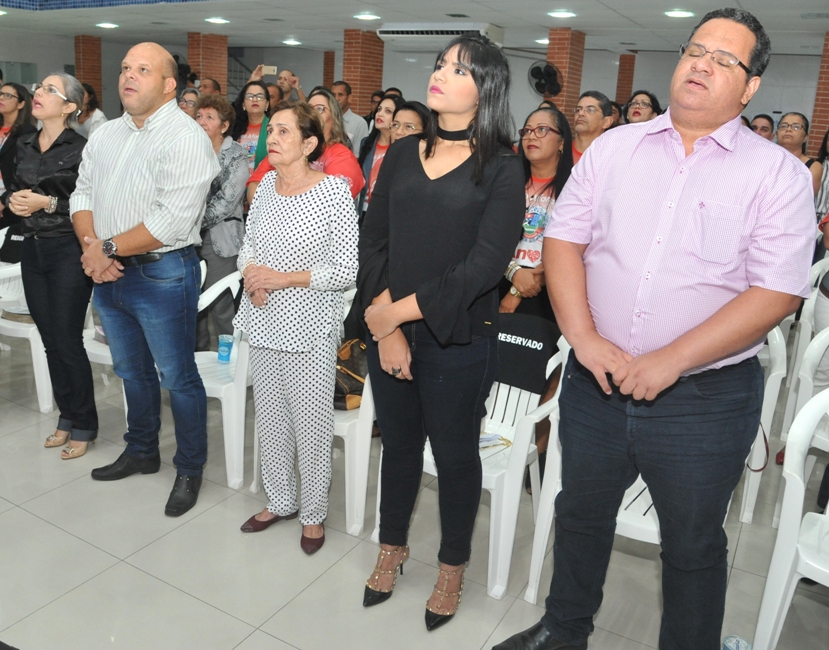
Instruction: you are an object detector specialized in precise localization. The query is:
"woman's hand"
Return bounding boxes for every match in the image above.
[364,303,402,341]
[8,190,50,217]
[244,265,288,293]
[249,288,269,308]
[499,292,521,314]
[378,328,413,380]
[511,267,544,298]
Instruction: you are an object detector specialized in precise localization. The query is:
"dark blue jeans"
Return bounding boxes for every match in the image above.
[542,353,762,650]
[367,321,498,565]
[21,235,97,440]
[93,246,207,476]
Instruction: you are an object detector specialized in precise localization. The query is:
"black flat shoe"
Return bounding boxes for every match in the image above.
[91,452,160,481]
[491,622,587,650]
[164,475,202,517]
[363,545,409,607]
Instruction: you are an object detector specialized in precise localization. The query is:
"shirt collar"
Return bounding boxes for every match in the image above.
[122,97,179,132]
[647,107,743,152]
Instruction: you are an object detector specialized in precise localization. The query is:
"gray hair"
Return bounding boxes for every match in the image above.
[49,72,85,129]
[181,88,200,99]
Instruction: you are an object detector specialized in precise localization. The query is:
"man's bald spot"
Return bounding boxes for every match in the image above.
[129,42,177,79]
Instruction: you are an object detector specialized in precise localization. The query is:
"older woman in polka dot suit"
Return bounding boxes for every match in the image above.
[233,100,359,554]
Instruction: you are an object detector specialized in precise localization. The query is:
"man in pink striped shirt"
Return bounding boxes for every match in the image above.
[494,8,815,650]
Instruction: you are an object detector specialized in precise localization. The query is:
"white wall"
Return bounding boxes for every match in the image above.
[581,49,619,102]
[0,30,75,84]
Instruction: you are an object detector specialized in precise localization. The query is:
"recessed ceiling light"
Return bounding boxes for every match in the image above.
[548,11,576,18]
[354,13,381,21]
[96,22,119,29]
[283,39,302,46]
[0,11,7,16]
[665,10,694,18]
[536,38,549,45]
[405,58,418,62]
[205,17,230,24]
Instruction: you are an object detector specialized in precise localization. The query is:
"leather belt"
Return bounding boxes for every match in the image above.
[115,252,166,267]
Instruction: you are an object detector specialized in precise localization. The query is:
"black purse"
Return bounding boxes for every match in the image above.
[334,339,367,410]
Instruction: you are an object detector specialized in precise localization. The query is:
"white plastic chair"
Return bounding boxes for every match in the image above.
[0,263,53,413]
[370,351,563,599]
[740,326,788,524]
[752,388,829,650]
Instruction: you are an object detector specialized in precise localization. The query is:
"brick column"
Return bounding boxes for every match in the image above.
[546,28,585,128]
[616,54,635,104]
[74,35,102,103]
[323,51,335,89]
[343,30,384,116]
[809,31,829,158]
[188,32,228,96]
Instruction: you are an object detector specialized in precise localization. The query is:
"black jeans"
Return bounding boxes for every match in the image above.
[542,353,762,650]
[21,235,97,440]
[367,321,498,565]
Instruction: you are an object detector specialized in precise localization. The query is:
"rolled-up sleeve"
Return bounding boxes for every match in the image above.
[143,132,219,246]
[310,180,359,292]
[69,135,94,216]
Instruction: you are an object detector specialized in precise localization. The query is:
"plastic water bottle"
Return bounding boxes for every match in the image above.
[723,636,751,650]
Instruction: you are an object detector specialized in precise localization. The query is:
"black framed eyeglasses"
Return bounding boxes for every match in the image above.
[519,125,561,139]
[679,42,751,75]
[244,93,266,101]
[0,91,20,101]
[629,100,652,110]
[179,99,196,108]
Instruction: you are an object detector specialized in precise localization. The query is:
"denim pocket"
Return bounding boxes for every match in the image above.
[139,256,184,283]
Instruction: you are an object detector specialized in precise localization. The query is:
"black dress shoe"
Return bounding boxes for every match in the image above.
[164,475,202,517]
[491,623,587,650]
[91,452,160,481]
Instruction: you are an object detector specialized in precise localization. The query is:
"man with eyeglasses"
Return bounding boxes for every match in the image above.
[572,90,613,164]
[331,80,368,156]
[494,9,815,650]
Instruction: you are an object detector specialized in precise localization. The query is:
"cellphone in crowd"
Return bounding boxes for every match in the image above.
[261,65,278,76]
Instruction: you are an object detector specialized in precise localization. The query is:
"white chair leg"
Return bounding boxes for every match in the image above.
[29,330,53,414]
[753,564,801,650]
[249,421,261,494]
[486,484,508,600]
[370,445,382,544]
[221,398,244,489]
[740,428,767,524]
[528,458,540,524]
[344,422,372,537]
[0,341,10,352]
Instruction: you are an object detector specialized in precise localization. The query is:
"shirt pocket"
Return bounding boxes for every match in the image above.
[682,198,746,265]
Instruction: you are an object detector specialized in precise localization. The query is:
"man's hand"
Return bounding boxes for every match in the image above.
[571,331,633,395]
[289,74,301,89]
[81,237,121,283]
[8,190,49,217]
[378,328,413,380]
[612,348,682,401]
[499,292,521,313]
[511,266,544,298]
[248,64,264,83]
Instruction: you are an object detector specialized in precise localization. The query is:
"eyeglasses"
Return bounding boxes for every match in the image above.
[0,92,20,101]
[518,125,561,139]
[679,42,751,74]
[244,93,266,101]
[628,101,652,110]
[390,122,420,133]
[778,122,805,132]
[179,99,196,108]
[34,83,68,102]
[311,104,328,114]
[573,105,599,116]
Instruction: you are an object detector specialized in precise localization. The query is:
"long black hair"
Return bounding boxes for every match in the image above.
[0,83,34,132]
[358,94,405,167]
[424,33,514,185]
[518,107,573,200]
[81,82,100,112]
[231,81,269,142]
[818,128,828,164]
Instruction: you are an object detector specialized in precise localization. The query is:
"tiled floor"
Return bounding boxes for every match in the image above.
[1,333,828,649]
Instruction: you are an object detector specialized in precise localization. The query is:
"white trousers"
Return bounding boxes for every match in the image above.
[251,333,337,525]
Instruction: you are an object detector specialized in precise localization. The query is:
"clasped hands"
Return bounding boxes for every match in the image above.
[8,189,49,218]
[80,237,124,284]
[364,303,413,381]
[243,264,289,308]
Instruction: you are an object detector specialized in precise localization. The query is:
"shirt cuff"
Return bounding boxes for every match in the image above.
[69,195,93,215]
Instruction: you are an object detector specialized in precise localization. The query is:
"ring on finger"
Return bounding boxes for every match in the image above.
[391,367,401,377]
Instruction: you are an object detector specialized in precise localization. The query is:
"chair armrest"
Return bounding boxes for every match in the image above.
[0,263,22,281]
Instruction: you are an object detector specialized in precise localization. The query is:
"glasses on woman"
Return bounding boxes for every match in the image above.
[390,122,420,133]
[679,42,751,74]
[777,122,804,132]
[518,125,561,139]
[0,91,20,101]
[179,99,196,108]
[311,104,328,114]
[34,83,68,102]
[244,93,266,101]
[629,101,652,110]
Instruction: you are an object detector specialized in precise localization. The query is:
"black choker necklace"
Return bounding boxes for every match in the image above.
[436,125,469,141]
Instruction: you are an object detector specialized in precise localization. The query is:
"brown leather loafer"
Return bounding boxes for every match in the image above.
[300,525,325,555]
[240,510,298,532]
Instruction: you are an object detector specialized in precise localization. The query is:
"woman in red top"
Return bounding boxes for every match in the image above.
[356,95,404,218]
[232,81,270,173]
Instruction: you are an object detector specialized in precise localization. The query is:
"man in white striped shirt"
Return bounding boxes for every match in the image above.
[70,43,219,517]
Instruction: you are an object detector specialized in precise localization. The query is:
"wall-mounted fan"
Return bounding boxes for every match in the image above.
[528,61,562,97]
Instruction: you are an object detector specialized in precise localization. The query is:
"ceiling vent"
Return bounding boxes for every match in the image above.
[377,23,505,49]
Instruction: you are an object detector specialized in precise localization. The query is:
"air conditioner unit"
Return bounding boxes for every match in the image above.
[376,23,505,49]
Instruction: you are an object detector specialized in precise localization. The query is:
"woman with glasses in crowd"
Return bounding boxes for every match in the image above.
[624,90,662,124]
[357,33,524,630]
[246,88,364,203]
[357,94,405,217]
[389,101,431,144]
[75,83,107,139]
[777,111,823,196]
[6,74,97,459]
[232,81,270,173]
[0,82,36,264]
[178,87,199,120]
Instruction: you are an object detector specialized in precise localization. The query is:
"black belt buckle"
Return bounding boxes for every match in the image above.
[116,252,165,267]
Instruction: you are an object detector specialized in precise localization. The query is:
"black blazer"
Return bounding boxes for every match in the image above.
[0,122,36,261]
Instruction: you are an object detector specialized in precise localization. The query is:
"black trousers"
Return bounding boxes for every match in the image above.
[21,235,97,440]
[367,321,498,565]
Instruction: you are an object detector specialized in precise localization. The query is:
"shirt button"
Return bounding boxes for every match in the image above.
[635,309,641,317]
[645,272,651,279]
[657,237,662,244]
[668,201,674,208]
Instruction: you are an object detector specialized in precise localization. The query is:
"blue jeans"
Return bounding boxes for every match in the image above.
[542,353,762,650]
[93,246,207,476]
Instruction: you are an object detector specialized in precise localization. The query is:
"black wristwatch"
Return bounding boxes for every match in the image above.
[102,238,118,258]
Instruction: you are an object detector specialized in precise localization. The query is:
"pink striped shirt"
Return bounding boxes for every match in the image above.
[545,109,816,372]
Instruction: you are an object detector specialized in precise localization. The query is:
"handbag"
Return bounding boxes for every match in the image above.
[334,338,367,410]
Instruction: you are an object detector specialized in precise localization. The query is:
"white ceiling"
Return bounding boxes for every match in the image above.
[0,0,826,56]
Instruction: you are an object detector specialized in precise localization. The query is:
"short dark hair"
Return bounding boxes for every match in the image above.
[266,83,283,101]
[740,115,750,128]
[393,100,432,132]
[751,113,774,130]
[383,87,403,97]
[623,89,662,123]
[270,100,325,163]
[579,90,612,118]
[332,80,352,95]
[195,93,236,136]
[611,101,623,114]
[370,90,384,101]
[688,8,771,78]
[81,83,100,112]
[202,77,221,93]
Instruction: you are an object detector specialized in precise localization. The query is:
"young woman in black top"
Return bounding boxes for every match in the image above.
[358,33,525,630]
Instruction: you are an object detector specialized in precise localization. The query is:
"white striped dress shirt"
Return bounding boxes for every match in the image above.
[70,98,219,253]
[545,109,816,373]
